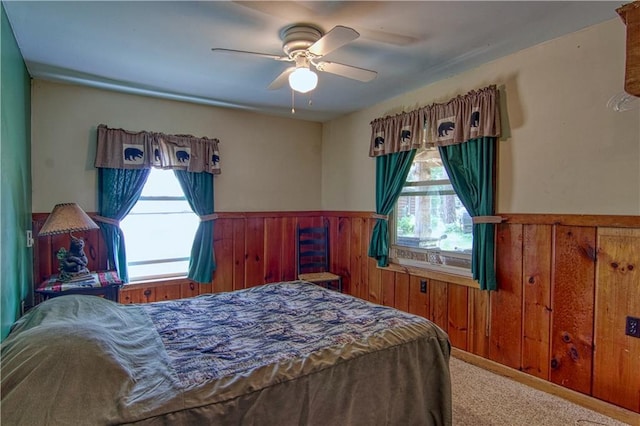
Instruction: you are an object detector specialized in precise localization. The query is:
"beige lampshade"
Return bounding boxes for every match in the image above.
[38,203,100,236]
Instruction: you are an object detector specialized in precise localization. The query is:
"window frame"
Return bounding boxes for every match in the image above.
[120,169,199,282]
[389,147,473,278]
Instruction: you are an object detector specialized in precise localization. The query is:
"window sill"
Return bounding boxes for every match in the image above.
[380,261,480,289]
[124,275,191,288]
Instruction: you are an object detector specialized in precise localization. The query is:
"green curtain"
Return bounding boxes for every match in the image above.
[438,137,497,291]
[368,149,417,266]
[98,167,150,283]
[174,170,215,284]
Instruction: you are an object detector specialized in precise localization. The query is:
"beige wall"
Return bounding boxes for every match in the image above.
[321,19,640,215]
[31,81,322,213]
[31,19,640,216]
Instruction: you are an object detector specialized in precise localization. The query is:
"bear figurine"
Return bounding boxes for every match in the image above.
[59,236,90,278]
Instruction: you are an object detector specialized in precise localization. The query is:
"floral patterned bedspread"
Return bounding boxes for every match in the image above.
[140,280,433,389]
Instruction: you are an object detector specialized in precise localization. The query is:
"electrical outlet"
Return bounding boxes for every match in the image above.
[420,280,427,293]
[26,230,34,248]
[626,316,640,338]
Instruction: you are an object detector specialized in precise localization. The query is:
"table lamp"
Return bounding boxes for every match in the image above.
[38,203,100,282]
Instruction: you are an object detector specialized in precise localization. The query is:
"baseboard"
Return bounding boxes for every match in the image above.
[451,348,640,426]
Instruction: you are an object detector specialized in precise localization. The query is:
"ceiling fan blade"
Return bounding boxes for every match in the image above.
[211,48,289,61]
[308,25,359,57]
[233,1,313,22]
[233,2,421,47]
[316,61,377,82]
[360,28,421,46]
[268,67,295,90]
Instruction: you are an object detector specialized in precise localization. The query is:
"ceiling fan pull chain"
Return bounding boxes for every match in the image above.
[291,89,296,114]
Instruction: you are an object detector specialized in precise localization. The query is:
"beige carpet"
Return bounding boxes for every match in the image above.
[450,357,630,426]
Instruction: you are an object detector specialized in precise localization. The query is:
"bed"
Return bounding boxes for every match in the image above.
[1,280,451,425]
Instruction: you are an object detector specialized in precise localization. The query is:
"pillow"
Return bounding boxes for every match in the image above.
[1,295,181,425]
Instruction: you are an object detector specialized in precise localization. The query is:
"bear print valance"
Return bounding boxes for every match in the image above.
[369,109,424,157]
[95,124,221,174]
[369,85,500,156]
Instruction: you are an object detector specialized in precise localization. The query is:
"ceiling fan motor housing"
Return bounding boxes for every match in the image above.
[281,25,322,57]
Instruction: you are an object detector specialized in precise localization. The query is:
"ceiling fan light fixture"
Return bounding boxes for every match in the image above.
[289,67,318,93]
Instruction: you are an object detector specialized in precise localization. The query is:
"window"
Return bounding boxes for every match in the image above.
[391,147,472,274]
[120,168,200,281]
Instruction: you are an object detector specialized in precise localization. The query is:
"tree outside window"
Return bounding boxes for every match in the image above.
[392,148,472,271]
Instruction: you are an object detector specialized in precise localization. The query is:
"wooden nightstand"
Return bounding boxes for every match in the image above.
[35,271,123,303]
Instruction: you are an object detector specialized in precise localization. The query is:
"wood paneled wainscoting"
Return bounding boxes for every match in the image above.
[32,211,640,417]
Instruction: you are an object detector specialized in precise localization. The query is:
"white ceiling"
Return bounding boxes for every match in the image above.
[4,1,620,122]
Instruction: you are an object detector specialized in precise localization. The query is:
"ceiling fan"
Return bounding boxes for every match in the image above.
[211,24,377,94]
